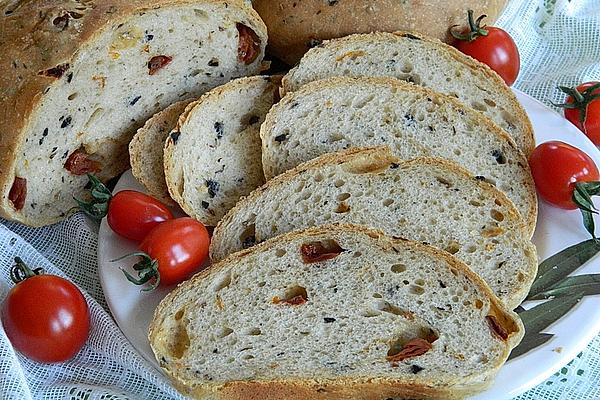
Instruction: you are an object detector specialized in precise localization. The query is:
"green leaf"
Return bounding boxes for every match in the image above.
[508,332,554,360]
[528,239,600,298]
[581,209,597,240]
[520,292,584,334]
[529,274,600,300]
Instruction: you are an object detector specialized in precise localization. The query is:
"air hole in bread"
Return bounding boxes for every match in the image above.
[275,249,286,257]
[401,61,413,73]
[213,272,232,292]
[330,132,345,142]
[174,309,185,321]
[240,224,257,249]
[360,309,381,317]
[484,98,497,108]
[273,285,308,306]
[377,301,412,318]
[409,285,425,295]
[335,202,350,213]
[386,262,407,276]
[445,241,460,255]
[217,327,234,338]
[337,193,351,201]
[169,321,190,359]
[471,101,487,112]
[243,327,262,336]
[490,209,505,222]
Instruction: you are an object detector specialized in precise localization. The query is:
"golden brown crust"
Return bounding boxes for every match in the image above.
[0,0,266,224]
[150,223,524,399]
[281,31,535,156]
[130,100,191,206]
[264,75,537,237]
[253,0,508,65]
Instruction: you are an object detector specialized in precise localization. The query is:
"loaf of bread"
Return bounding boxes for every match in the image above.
[164,76,280,226]
[150,224,523,400]
[282,32,534,155]
[252,0,508,65]
[261,76,537,237]
[211,147,537,309]
[0,0,267,226]
[129,101,190,205]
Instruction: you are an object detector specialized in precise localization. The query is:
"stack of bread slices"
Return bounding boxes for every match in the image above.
[2,9,536,396]
[144,31,537,399]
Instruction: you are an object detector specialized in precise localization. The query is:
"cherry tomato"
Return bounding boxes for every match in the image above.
[529,141,599,209]
[77,175,173,241]
[1,258,90,363]
[107,190,173,241]
[451,11,520,86]
[122,217,210,289]
[559,82,600,146]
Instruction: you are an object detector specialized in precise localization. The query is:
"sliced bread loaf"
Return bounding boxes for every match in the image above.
[211,147,538,309]
[150,224,523,400]
[0,0,267,226]
[164,76,280,226]
[261,76,537,237]
[282,32,534,155]
[129,100,190,205]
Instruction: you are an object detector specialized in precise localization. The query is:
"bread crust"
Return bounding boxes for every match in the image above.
[0,0,266,225]
[253,0,508,65]
[129,100,191,206]
[281,31,535,156]
[150,223,524,400]
[263,76,538,238]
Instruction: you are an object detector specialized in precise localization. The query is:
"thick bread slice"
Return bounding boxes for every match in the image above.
[0,0,267,226]
[129,101,190,205]
[211,147,538,308]
[282,32,534,155]
[164,76,280,226]
[150,224,524,400]
[262,77,537,237]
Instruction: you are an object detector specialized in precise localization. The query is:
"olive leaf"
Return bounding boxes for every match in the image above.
[529,274,600,300]
[509,292,584,360]
[527,239,600,299]
[508,333,553,360]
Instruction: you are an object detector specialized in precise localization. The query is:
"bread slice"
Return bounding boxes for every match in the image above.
[164,76,280,226]
[211,147,537,309]
[261,76,537,237]
[0,0,267,226]
[150,224,523,400]
[282,32,534,155]
[129,101,190,205]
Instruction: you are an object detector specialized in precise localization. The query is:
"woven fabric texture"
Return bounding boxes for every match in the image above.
[1,0,599,398]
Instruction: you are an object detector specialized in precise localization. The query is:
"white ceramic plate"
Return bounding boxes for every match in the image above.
[98,90,600,399]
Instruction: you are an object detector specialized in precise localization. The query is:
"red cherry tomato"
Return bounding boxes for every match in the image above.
[122,218,210,289]
[560,82,600,146]
[452,11,520,86]
[107,190,173,241]
[1,258,90,363]
[529,141,599,209]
